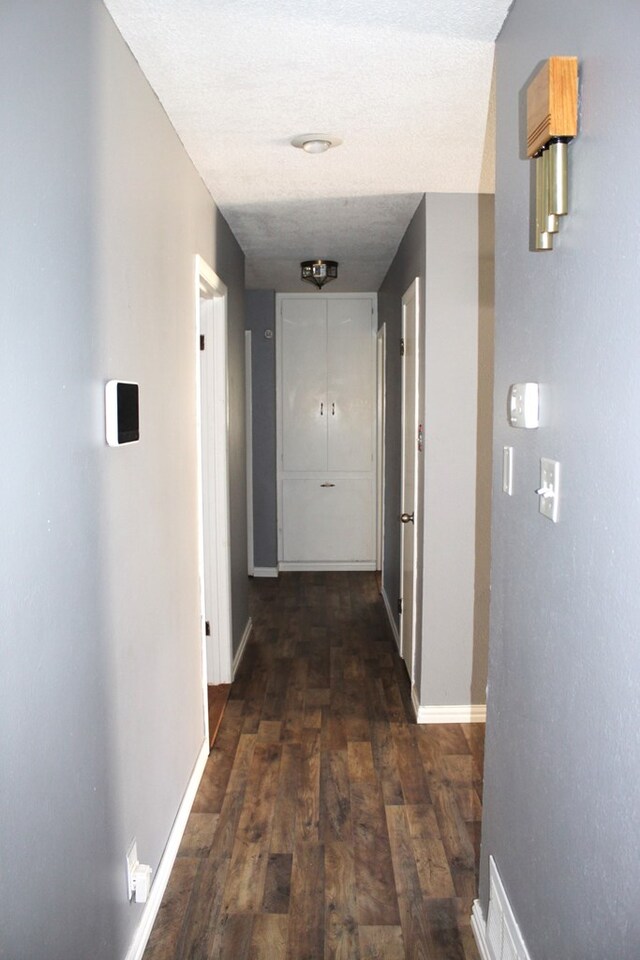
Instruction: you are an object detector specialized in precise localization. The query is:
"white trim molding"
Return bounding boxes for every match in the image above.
[381,586,401,652]
[414,703,487,724]
[471,900,492,960]
[124,738,209,960]
[252,567,279,578]
[245,331,254,576]
[233,617,253,677]
[278,561,376,572]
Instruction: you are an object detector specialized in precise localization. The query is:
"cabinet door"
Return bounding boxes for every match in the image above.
[281,298,327,472]
[327,299,375,472]
[281,478,375,562]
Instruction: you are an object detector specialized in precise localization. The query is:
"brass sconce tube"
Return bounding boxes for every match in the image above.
[535,154,553,250]
[543,146,559,234]
[548,139,568,216]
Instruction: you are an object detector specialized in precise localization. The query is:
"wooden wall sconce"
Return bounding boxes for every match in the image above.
[527,57,578,250]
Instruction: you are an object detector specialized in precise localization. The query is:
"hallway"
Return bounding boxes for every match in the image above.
[144,573,483,959]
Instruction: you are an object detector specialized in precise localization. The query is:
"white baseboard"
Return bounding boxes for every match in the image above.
[124,738,209,960]
[471,900,492,960]
[278,561,376,572]
[252,567,279,578]
[414,703,487,724]
[233,617,252,677]
[380,586,401,652]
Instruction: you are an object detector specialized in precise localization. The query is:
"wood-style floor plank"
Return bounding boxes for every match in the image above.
[144,572,483,960]
[286,841,325,960]
[249,914,289,960]
[324,840,359,960]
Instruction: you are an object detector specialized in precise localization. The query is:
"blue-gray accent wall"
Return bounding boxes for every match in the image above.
[245,290,278,569]
[480,1,640,956]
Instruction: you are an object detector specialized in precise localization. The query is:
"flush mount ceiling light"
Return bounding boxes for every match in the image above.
[291,133,342,154]
[300,260,338,289]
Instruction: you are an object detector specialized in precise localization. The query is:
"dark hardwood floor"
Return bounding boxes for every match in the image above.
[144,572,484,960]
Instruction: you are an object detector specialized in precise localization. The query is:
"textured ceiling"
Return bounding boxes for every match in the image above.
[103,0,509,291]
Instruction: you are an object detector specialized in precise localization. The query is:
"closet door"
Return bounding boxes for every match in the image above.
[280,298,327,472]
[277,293,377,570]
[327,299,375,472]
[281,478,375,562]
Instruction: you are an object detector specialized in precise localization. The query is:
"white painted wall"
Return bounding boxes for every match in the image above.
[421,194,482,707]
[0,2,247,956]
[379,195,491,713]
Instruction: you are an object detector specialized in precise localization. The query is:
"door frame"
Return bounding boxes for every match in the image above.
[195,255,233,687]
[376,323,387,574]
[399,278,420,683]
[245,330,254,576]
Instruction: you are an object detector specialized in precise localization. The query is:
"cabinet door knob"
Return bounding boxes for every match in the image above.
[400,512,414,524]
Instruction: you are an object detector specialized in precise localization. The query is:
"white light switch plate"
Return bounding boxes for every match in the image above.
[538,457,560,522]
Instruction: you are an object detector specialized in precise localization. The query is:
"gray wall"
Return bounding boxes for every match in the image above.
[379,195,490,709]
[245,290,278,569]
[421,194,484,707]
[473,195,495,704]
[0,2,247,957]
[480,1,640,957]
[214,205,249,656]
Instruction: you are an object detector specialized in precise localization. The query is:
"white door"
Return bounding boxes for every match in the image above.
[326,298,375,472]
[281,298,327,473]
[196,256,233,686]
[400,279,420,679]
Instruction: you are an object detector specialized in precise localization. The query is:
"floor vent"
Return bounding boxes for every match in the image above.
[482,856,532,960]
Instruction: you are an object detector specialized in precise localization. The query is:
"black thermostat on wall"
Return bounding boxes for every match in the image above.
[105,380,140,446]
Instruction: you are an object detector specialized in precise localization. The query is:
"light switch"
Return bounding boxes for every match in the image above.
[507,382,539,428]
[502,446,513,495]
[537,457,560,522]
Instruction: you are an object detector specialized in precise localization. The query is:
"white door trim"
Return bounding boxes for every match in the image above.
[195,255,233,685]
[376,323,386,574]
[399,278,420,683]
[245,331,254,576]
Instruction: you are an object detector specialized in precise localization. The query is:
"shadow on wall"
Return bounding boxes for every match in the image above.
[471,194,495,704]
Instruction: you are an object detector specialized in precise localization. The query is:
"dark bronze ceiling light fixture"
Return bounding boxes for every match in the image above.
[300,259,338,289]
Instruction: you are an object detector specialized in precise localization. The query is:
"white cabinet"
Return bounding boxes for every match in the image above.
[277,294,377,569]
